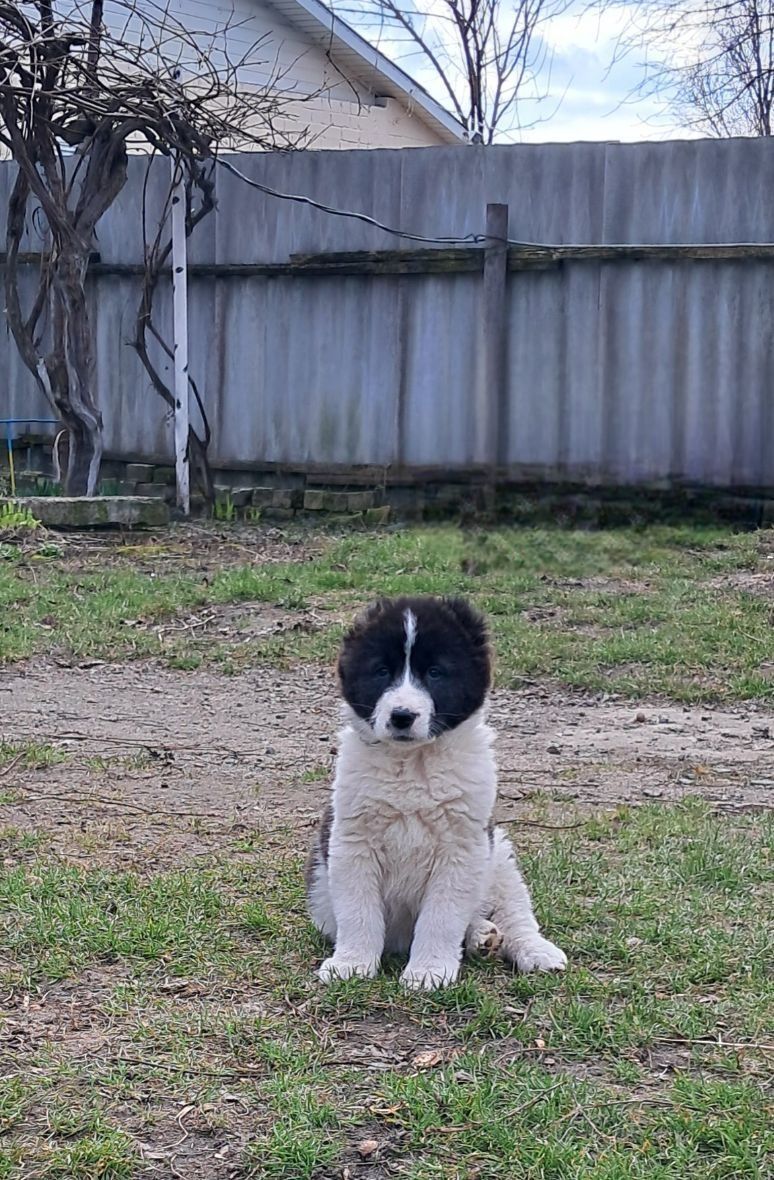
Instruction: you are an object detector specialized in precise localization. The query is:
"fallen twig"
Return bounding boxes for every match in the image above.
[501,817,587,830]
[12,783,223,820]
[0,753,25,779]
[654,1035,774,1053]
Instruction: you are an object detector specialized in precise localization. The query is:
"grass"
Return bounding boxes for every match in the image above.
[1,519,772,1176]
[0,740,67,770]
[0,521,772,700]
[1,802,772,1178]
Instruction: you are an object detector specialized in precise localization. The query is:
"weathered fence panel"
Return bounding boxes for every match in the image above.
[2,138,774,487]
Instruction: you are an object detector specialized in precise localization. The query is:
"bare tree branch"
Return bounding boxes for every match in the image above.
[1,0,309,495]
[593,1,774,138]
[334,0,571,142]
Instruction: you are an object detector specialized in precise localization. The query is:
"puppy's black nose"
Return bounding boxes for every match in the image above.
[390,707,418,731]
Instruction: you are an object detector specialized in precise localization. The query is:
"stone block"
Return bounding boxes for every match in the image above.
[228,487,254,508]
[304,490,350,512]
[136,482,172,500]
[347,491,376,512]
[153,466,176,485]
[303,489,327,511]
[10,496,169,529]
[105,481,138,497]
[272,487,304,510]
[251,487,276,507]
[125,464,155,482]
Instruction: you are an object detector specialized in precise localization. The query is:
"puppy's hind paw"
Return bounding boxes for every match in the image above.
[466,919,504,958]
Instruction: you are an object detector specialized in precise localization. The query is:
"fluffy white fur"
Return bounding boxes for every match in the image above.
[308,708,567,990]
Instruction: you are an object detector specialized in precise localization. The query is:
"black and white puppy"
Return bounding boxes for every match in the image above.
[306,595,567,990]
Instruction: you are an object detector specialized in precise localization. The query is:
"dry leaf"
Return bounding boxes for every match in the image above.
[412,1050,444,1069]
[535,1038,546,1049]
[357,1139,379,1159]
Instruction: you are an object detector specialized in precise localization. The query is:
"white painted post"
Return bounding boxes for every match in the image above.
[171,154,190,514]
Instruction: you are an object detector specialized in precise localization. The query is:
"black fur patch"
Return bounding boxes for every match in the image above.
[337,595,491,735]
[304,802,333,889]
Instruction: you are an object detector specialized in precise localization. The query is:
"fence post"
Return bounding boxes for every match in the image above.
[480,203,509,489]
[171,154,190,515]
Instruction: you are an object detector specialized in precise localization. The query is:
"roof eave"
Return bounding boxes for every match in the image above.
[267,0,466,144]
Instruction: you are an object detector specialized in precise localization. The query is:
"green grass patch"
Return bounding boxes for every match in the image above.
[0,740,67,770]
[1,802,771,1178]
[0,866,230,984]
[1,523,772,701]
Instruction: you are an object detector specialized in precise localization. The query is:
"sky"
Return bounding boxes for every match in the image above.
[522,1,686,142]
[343,1,696,142]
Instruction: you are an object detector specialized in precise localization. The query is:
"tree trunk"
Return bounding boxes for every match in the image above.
[49,247,103,496]
[59,415,102,496]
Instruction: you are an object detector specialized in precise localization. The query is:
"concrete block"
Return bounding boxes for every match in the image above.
[303,489,327,511]
[347,491,375,512]
[272,487,304,509]
[125,464,155,482]
[9,496,169,529]
[304,490,350,512]
[136,483,172,500]
[251,487,276,507]
[227,487,254,508]
[152,466,176,485]
[104,481,138,497]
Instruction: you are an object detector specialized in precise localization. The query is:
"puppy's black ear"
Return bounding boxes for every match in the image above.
[443,596,489,649]
[360,597,392,625]
[343,597,391,643]
[338,598,391,681]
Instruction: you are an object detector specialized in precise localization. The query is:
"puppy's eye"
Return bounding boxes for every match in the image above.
[426,666,444,680]
[375,665,391,679]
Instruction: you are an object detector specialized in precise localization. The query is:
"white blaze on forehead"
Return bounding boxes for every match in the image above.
[403,609,417,658]
[402,608,417,683]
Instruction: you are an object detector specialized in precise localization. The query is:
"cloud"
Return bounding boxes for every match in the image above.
[341,0,696,141]
[522,1,689,142]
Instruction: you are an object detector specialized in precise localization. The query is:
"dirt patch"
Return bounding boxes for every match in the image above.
[1,662,771,870]
[708,570,774,598]
[537,575,654,595]
[151,600,349,647]
[2,965,132,1057]
[22,521,329,576]
[520,605,611,637]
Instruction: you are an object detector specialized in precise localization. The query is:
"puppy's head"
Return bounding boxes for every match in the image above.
[338,596,491,744]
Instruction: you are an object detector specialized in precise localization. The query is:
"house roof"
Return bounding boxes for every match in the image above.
[266,0,466,144]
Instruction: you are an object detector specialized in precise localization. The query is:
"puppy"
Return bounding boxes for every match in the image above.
[305,595,567,990]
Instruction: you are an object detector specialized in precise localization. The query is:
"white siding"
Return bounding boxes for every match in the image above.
[102,0,445,148]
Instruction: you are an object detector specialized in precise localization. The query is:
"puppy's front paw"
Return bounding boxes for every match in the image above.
[317,955,379,984]
[514,937,567,974]
[400,959,460,991]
